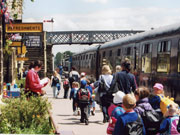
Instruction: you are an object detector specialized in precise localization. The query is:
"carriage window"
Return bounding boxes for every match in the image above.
[157,41,171,73]
[124,47,131,55]
[109,50,112,57]
[158,41,171,52]
[142,44,152,54]
[103,51,106,57]
[157,54,170,73]
[117,49,121,56]
[141,44,152,73]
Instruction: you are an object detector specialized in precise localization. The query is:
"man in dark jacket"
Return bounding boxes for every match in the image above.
[110,60,137,94]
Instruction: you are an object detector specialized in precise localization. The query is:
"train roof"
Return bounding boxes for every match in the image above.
[73,45,100,56]
[101,22,180,49]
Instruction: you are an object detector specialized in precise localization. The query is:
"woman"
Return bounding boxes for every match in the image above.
[25,60,49,97]
[51,70,61,98]
[98,65,113,123]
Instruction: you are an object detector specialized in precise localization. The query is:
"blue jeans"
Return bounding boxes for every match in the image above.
[52,86,58,98]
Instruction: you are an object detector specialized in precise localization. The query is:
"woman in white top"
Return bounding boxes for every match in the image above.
[98,65,113,123]
[51,71,61,98]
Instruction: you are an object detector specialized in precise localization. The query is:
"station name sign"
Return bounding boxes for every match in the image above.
[6,23,43,33]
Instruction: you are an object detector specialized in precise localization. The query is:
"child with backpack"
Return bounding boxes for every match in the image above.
[158,103,180,135]
[113,94,146,135]
[63,77,70,99]
[134,86,162,135]
[76,80,92,125]
[149,83,175,116]
[70,82,79,115]
[107,91,125,135]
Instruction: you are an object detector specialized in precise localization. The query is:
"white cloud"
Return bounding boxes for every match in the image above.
[81,0,109,4]
[23,7,180,31]
[23,7,180,54]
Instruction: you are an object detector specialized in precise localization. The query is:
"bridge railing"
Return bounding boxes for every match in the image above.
[46,30,144,45]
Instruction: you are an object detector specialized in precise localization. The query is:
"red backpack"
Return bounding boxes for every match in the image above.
[78,88,90,103]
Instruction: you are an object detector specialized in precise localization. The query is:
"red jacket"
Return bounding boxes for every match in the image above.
[25,69,45,94]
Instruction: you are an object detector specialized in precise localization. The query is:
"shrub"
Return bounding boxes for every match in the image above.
[0,94,54,134]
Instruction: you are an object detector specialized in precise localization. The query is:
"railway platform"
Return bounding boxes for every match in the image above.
[43,84,108,135]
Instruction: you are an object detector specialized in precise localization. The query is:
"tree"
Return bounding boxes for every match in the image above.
[63,51,73,57]
[54,52,63,67]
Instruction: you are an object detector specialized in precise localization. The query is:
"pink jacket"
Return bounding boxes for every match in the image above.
[25,69,46,94]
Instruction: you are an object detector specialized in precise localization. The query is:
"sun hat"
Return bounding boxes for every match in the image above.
[113,91,125,104]
[153,83,164,90]
[81,72,86,77]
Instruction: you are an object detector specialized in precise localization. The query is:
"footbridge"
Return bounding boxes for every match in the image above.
[46,30,144,45]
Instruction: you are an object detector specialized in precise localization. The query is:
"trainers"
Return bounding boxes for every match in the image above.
[91,111,95,116]
[85,120,89,125]
[77,110,80,115]
[80,119,84,123]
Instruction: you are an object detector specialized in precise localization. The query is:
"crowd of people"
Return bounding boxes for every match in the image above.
[24,60,180,134]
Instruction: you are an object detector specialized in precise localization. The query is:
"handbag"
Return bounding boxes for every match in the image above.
[94,87,101,104]
[56,83,61,91]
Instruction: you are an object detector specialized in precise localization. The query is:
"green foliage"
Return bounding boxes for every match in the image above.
[0,94,54,134]
[54,51,74,67]
[54,52,63,66]
[63,51,74,57]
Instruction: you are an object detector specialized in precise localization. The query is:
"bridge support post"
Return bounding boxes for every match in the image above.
[44,31,47,77]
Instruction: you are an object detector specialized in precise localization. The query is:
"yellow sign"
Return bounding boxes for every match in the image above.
[17,46,27,54]
[16,57,29,61]
[6,23,43,33]
[9,41,21,47]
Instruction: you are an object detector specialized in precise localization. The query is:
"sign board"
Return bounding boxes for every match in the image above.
[16,57,29,61]
[9,41,21,47]
[6,23,43,33]
[25,36,41,47]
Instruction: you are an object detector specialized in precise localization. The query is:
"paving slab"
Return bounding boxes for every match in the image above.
[43,84,108,135]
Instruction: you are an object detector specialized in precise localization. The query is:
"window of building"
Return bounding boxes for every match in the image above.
[117,49,121,56]
[157,40,171,73]
[86,55,88,60]
[109,50,112,57]
[103,51,106,57]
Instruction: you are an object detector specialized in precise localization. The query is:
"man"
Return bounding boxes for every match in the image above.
[110,60,137,94]
[69,67,80,88]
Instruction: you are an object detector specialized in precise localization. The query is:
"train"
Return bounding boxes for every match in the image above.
[72,23,180,101]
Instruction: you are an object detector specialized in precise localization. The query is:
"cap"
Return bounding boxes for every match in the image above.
[153,83,164,90]
[81,80,87,87]
[81,72,86,76]
[113,91,125,104]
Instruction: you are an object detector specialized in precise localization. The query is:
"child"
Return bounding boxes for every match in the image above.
[107,91,125,135]
[76,80,92,125]
[158,103,179,135]
[70,82,79,115]
[63,77,70,99]
[149,83,164,116]
[134,86,161,135]
[113,94,146,135]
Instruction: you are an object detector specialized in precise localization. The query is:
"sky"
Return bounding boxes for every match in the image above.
[22,0,180,56]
